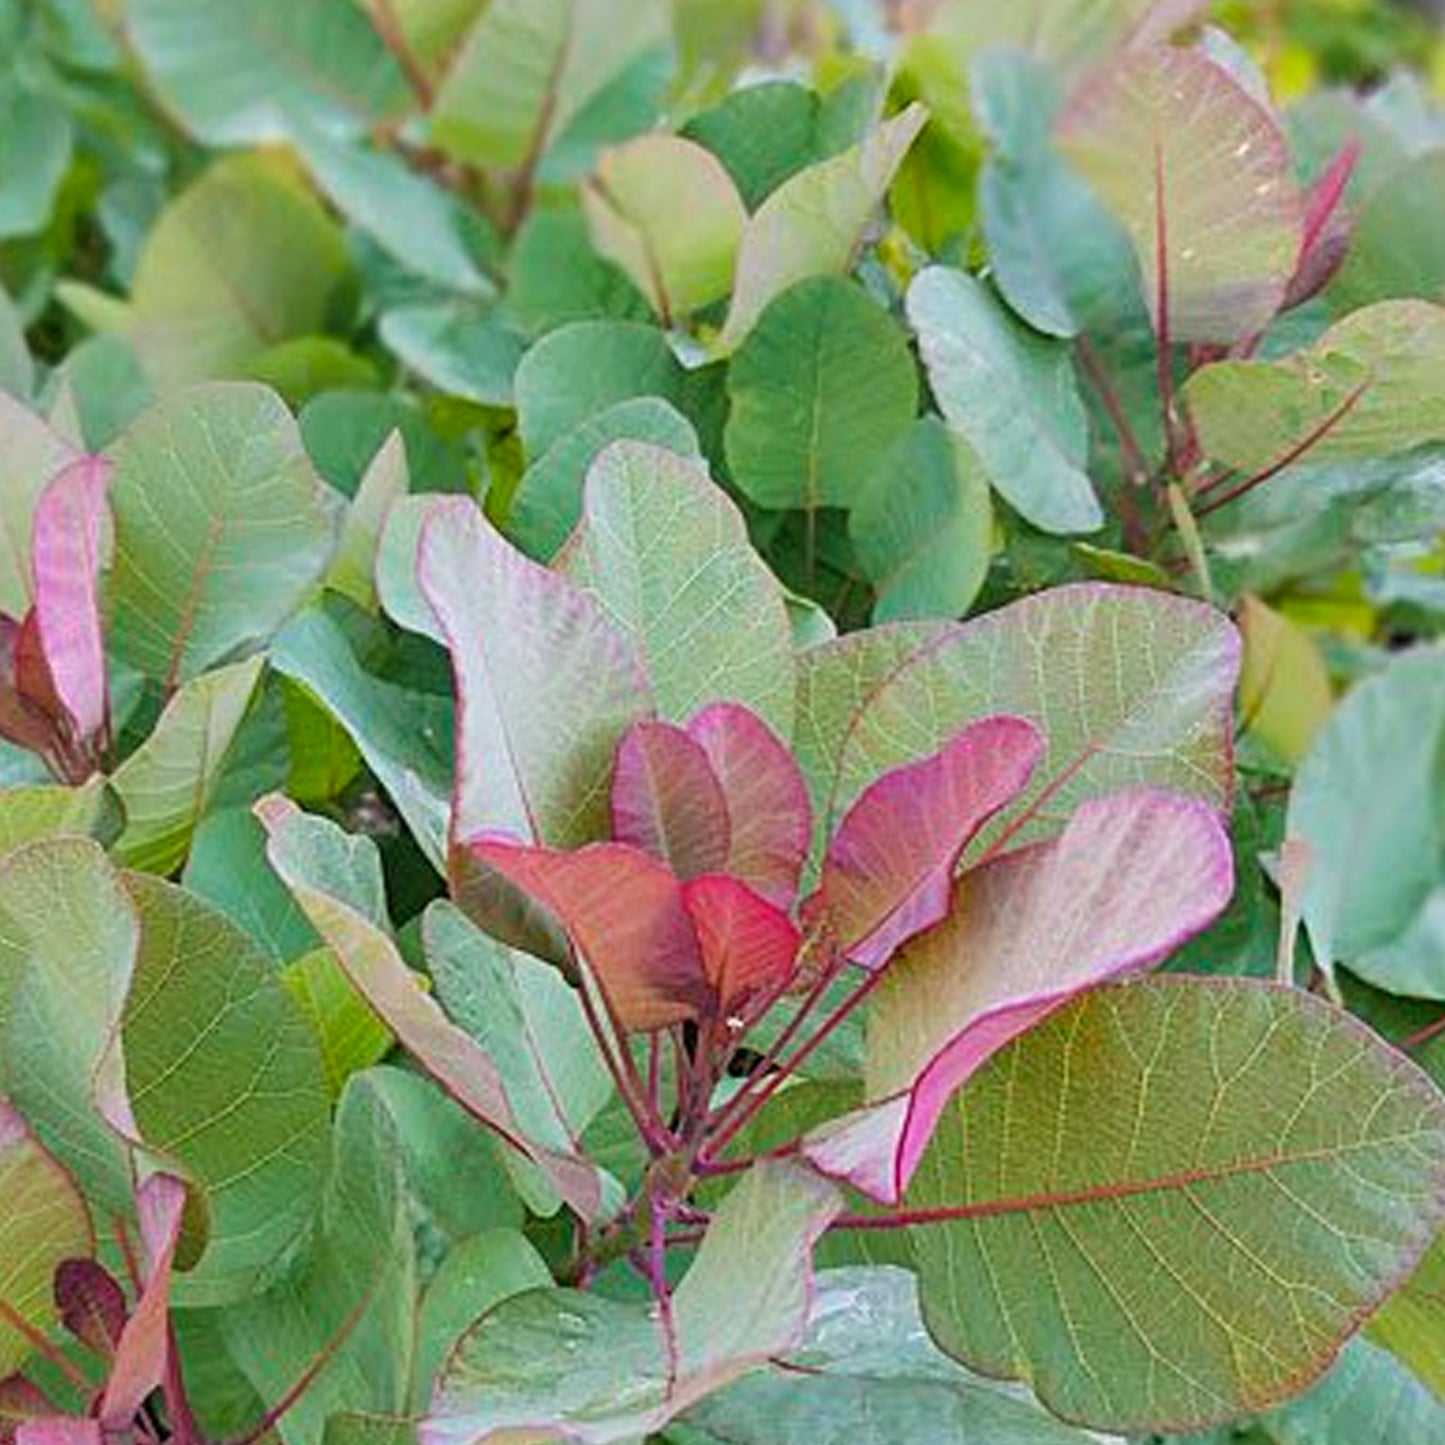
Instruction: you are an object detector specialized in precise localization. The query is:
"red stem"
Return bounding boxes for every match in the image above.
[1076,336,1150,485]
[1195,378,1371,519]
[1153,142,1180,468]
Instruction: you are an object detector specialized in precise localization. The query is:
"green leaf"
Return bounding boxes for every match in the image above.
[1056,44,1303,344]
[120,874,332,1305]
[795,582,1239,861]
[0,392,79,617]
[378,305,525,408]
[1238,595,1333,766]
[0,840,137,1212]
[510,397,701,560]
[424,901,612,1172]
[850,418,994,622]
[414,1230,552,1410]
[0,83,72,239]
[582,134,746,320]
[504,211,651,337]
[1333,151,1445,309]
[328,432,408,613]
[559,442,795,734]
[0,1098,93,1375]
[182,807,321,963]
[724,277,918,515]
[682,80,861,210]
[718,104,928,352]
[1262,1338,1445,1444]
[679,1267,1097,1445]
[115,157,355,390]
[0,778,118,855]
[0,283,32,398]
[126,0,409,145]
[106,382,339,686]
[908,267,1102,535]
[431,0,670,172]
[1287,644,1445,997]
[223,1072,418,1445]
[295,126,492,297]
[425,1162,840,1444]
[111,657,265,874]
[972,48,1144,341]
[514,320,685,462]
[282,949,392,1099]
[271,607,453,871]
[1369,1238,1445,1400]
[910,978,1445,1433]
[1185,301,1445,476]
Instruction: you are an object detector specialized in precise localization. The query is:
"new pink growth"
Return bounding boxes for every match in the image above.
[802,717,1044,970]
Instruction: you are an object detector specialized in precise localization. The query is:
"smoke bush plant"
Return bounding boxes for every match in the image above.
[1,1,1445,1444]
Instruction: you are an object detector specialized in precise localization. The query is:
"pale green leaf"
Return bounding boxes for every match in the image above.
[718,104,928,352]
[0,84,72,239]
[1287,644,1445,997]
[796,582,1238,861]
[107,383,339,686]
[559,442,795,734]
[378,305,525,408]
[510,397,701,560]
[1185,301,1445,476]
[126,0,409,145]
[908,266,1102,535]
[0,778,118,855]
[1369,1238,1445,1401]
[911,978,1445,1433]
[328,432,408,612]
[850,418,994,622]
[0,392,79,617]
[121,874,332,1305]
[224,1071,418,1445]
[679,1267,1097,1445]
[111,657,265,874]
[282,949,392,1100]
[0,840,137,1212]
[1333,151,1445,310]
[0,1098,93,1375]
[583,134,746,319]
[431,0,669,172]
[118,157,354,390]
[425,1162,840,1444]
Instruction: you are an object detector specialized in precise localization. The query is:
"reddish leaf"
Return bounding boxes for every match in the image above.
[53,1262,126,1360]
[805,790,1233,1201]
[100,1174,186,1427]
[30,458,111,751]
[804,717,1044,970]
[683,876,800,1018]
[686,702,810,910]
[469,839,709,1031]
[611,722,730,879]
[0,618,58,757]
[12,615,65,738]
[1283,143,1359,310]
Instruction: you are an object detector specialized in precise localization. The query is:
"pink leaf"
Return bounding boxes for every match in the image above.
[805,790,1233,1202]
[0,1376,56,1444]
[1283,143,1359,310]
[611,722,730,879]
[31,457,110,751]
[686,702,811,910]
[99,1173,185,1427]
[468,839,708,1032]
[804,716,1044,970]
[54,1261,126,1360]
[683,875,800,1018]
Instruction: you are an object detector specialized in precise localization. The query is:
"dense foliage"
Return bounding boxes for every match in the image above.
[2,2,1445,1443]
